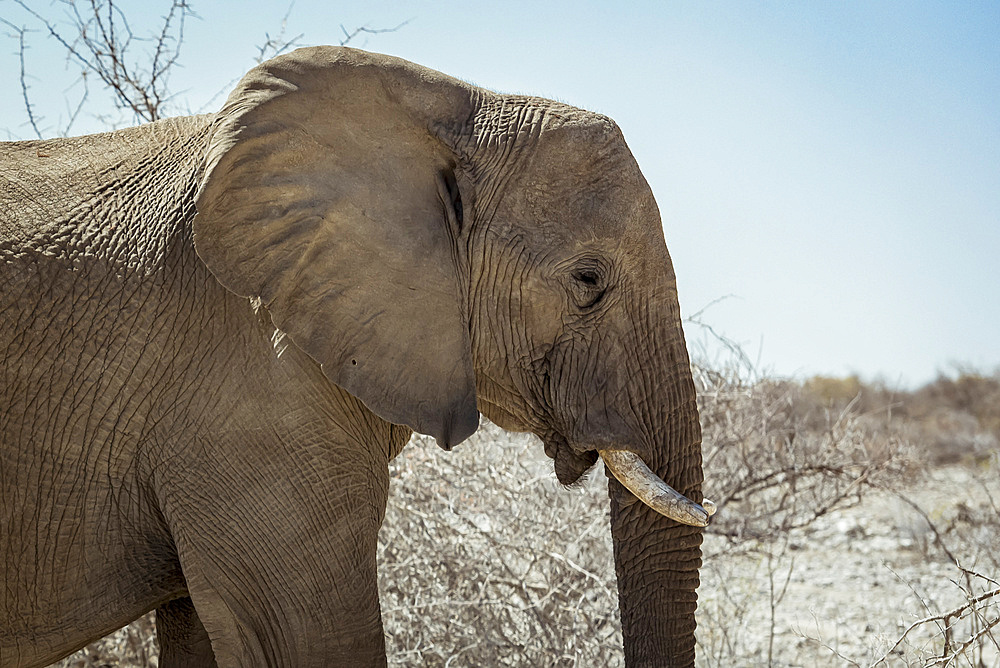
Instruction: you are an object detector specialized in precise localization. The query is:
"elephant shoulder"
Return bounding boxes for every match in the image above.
[0,115,214,257]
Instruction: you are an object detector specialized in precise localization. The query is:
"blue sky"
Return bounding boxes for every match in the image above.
[2,1,997,387]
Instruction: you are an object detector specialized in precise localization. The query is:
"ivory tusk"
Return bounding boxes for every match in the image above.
[599,449,715,527]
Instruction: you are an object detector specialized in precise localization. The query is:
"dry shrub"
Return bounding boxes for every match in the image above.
[692,352,917,666]
[690,342,999,667]
[695,362,915,549]
[911,370,1000,433]
[379,423,622,666]
[904,369,1000,465]
[873,457,1000,667]
[803,374,865,406]
[51,614,156,668]
[910,407,999,465]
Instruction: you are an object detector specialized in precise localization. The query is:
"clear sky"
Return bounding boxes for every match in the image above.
[2,1,997,388]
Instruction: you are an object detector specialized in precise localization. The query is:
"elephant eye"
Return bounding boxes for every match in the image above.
[571,268,606,309]
[573,269,600,286]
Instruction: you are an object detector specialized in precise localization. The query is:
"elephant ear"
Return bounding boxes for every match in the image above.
[194,47,480,448]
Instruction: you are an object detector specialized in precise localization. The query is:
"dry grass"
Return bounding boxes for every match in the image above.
[48,361,1000,667]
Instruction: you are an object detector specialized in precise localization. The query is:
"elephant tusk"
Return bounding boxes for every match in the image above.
[599,449,716,527]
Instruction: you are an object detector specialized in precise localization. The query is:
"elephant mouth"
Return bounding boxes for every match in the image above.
[541,434,716,527]
[541,434,599,486]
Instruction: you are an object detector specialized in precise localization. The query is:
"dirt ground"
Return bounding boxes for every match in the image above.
[697,463,1000,667]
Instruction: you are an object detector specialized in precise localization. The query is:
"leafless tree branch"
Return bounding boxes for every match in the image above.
[60,74,91,136]
[9,0,195,129]
[869,586,1000,667]
[254,3,304,64]
[201,8,409,112]
[1,19,44,138]
[5,2,410,135]
[339,19,410,47]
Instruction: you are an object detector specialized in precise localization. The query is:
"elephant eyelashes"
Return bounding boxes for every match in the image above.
[571,268,607,310]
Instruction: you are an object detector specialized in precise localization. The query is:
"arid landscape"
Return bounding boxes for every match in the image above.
[52,357,1000,667]
[3,3,994,668]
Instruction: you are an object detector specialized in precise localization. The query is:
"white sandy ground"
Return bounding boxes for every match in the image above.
[697,463,1000,667]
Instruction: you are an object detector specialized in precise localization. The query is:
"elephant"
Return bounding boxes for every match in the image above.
[0,47,714,667]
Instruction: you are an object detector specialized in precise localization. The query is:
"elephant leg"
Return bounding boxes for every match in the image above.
[156,433,391,668]
[167,505,387,667]
[156,597,217,668]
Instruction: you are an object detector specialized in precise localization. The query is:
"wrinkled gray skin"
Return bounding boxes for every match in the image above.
[0,47,705,667]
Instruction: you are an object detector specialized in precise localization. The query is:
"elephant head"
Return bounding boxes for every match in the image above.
[194,47,712,666]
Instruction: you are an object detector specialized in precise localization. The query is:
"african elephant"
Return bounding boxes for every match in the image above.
[0,47,713,667]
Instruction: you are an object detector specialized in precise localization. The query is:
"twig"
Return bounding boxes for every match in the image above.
[869,587,1000,666]
[338,19,410,46]
[60,71,90,136]
[11,0,195,126]
[254,3,304,64]
[766,543,794,667]
[1,19,44,138]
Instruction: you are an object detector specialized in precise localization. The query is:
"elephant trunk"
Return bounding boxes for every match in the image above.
[607,367,704,667]
[608,485,704,666]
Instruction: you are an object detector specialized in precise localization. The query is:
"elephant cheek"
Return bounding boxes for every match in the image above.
[519,277,566,348]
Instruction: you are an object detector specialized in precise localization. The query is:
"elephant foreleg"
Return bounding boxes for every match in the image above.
[156,597,217,668]
[156,434,391,667]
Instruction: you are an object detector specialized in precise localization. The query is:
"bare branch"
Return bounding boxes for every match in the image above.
[884,490,962,568]
[60,72,90,136]
[1,18,44,138]
[10,0,195,129]
[254,3,304,64]
[868,587,1000,667]
[338,19,410,47]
